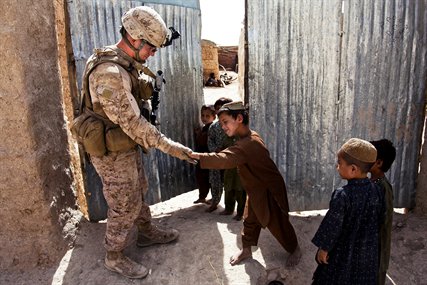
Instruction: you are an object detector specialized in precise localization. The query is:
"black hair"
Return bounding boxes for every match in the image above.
[338,150,374,173]
[370,139,396,172]
[201,104,216,116]
[218,108,250,125]
[214,97,233,110]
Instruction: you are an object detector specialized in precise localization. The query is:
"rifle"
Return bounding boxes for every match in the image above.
[147,70,165,125]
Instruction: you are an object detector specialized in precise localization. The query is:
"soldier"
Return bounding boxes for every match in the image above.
[79,6,194,279]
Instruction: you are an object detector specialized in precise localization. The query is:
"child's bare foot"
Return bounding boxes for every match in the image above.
[229,247,252,266]
[286,245,302,267]
[193,198,206,204]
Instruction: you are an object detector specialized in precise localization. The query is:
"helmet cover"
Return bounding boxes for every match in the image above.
[122,6,169,48]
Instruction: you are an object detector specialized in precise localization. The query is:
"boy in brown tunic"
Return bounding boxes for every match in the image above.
[189,101,301,266]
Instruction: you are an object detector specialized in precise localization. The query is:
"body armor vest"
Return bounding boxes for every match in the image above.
[72,45,156,156]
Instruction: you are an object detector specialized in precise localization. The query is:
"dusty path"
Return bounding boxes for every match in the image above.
[203,73,242,105]
[2,189,426,285]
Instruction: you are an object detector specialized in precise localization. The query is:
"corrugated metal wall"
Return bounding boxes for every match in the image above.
[247,0,427,210]
[67,0,203,209]
[339,0,427,209]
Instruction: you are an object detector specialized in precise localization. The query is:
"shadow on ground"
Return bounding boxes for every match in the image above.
[54,190,321,285]
[3,191,426,285]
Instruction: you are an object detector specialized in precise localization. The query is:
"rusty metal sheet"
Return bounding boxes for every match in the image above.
[338,0,427,208]
[67,0,203,210]
[247,0,343,210]
[247,0,427,210]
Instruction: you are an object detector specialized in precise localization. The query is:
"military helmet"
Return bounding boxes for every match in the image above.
[121,6,169,48]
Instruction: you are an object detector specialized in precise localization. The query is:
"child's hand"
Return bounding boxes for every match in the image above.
[316,248,329,264]
[188,152,201,160]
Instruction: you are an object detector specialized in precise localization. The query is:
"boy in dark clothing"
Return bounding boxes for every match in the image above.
[221,135,246,221]
[189,101,301,267]
[370,139,396,285]
[193,104,216,204]
[312,138,384,285]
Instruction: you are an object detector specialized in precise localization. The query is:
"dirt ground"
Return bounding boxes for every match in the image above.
[1,189,426,285]
[203,72,243,105]
[2,80,425,285]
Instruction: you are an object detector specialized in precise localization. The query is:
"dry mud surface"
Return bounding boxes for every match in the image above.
[1,189,426,285]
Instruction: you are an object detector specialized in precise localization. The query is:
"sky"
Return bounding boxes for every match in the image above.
[199,0,245,46]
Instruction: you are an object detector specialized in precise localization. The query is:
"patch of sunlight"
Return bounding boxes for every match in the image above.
[216,222,266,282]
[51,248,74,285]
[289,208,408,217]
[387,273,397,285]
[216,222,239,262]
[393,208,408,214]
[290,209,328,217]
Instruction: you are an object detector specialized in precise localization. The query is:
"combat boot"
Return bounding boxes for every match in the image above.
[137,223,179,247]
[104,251,148,279]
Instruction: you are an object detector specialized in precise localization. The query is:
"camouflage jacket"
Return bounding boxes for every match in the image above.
[86,45,181,155]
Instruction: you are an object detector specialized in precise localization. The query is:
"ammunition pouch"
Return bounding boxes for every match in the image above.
[71,109,137,156]
[105,126,137,152]
[70,110,106,157]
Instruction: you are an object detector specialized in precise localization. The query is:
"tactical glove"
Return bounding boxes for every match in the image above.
[167,141,197,164]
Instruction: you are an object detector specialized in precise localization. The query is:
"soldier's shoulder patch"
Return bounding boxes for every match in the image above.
[104,64,121,75]
[101,88,113,99]
[92,63,126,86]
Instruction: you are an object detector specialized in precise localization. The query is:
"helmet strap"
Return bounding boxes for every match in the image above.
[122,33,146,62]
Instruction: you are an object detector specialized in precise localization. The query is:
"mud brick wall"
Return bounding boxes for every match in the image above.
[201,39,220,83]
[218,46,238,72]
[0,0,79,271]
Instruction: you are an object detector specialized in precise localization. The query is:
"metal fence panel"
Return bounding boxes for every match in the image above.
[339,0,427,208]
[67,0,203,207]
[247,0,427,210]
[247,0,343,210]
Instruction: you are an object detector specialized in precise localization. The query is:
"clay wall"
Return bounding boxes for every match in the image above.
[0,0,79,271]
[201,39,219,83]
[218,46,238,72]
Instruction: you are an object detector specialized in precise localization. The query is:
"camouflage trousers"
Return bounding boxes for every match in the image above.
[91,147,151,252]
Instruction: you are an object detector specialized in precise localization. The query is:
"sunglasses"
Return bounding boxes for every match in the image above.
[147,42,157,53]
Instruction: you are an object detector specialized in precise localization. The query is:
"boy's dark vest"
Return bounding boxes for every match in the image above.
[71,45,156,156]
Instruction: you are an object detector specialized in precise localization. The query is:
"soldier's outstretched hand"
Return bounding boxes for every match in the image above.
[167,141,197,164]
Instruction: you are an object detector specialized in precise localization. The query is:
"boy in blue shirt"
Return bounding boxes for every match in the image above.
[312,138,384,285]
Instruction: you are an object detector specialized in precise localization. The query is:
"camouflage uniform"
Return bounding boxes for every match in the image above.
[88,54,188,252]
